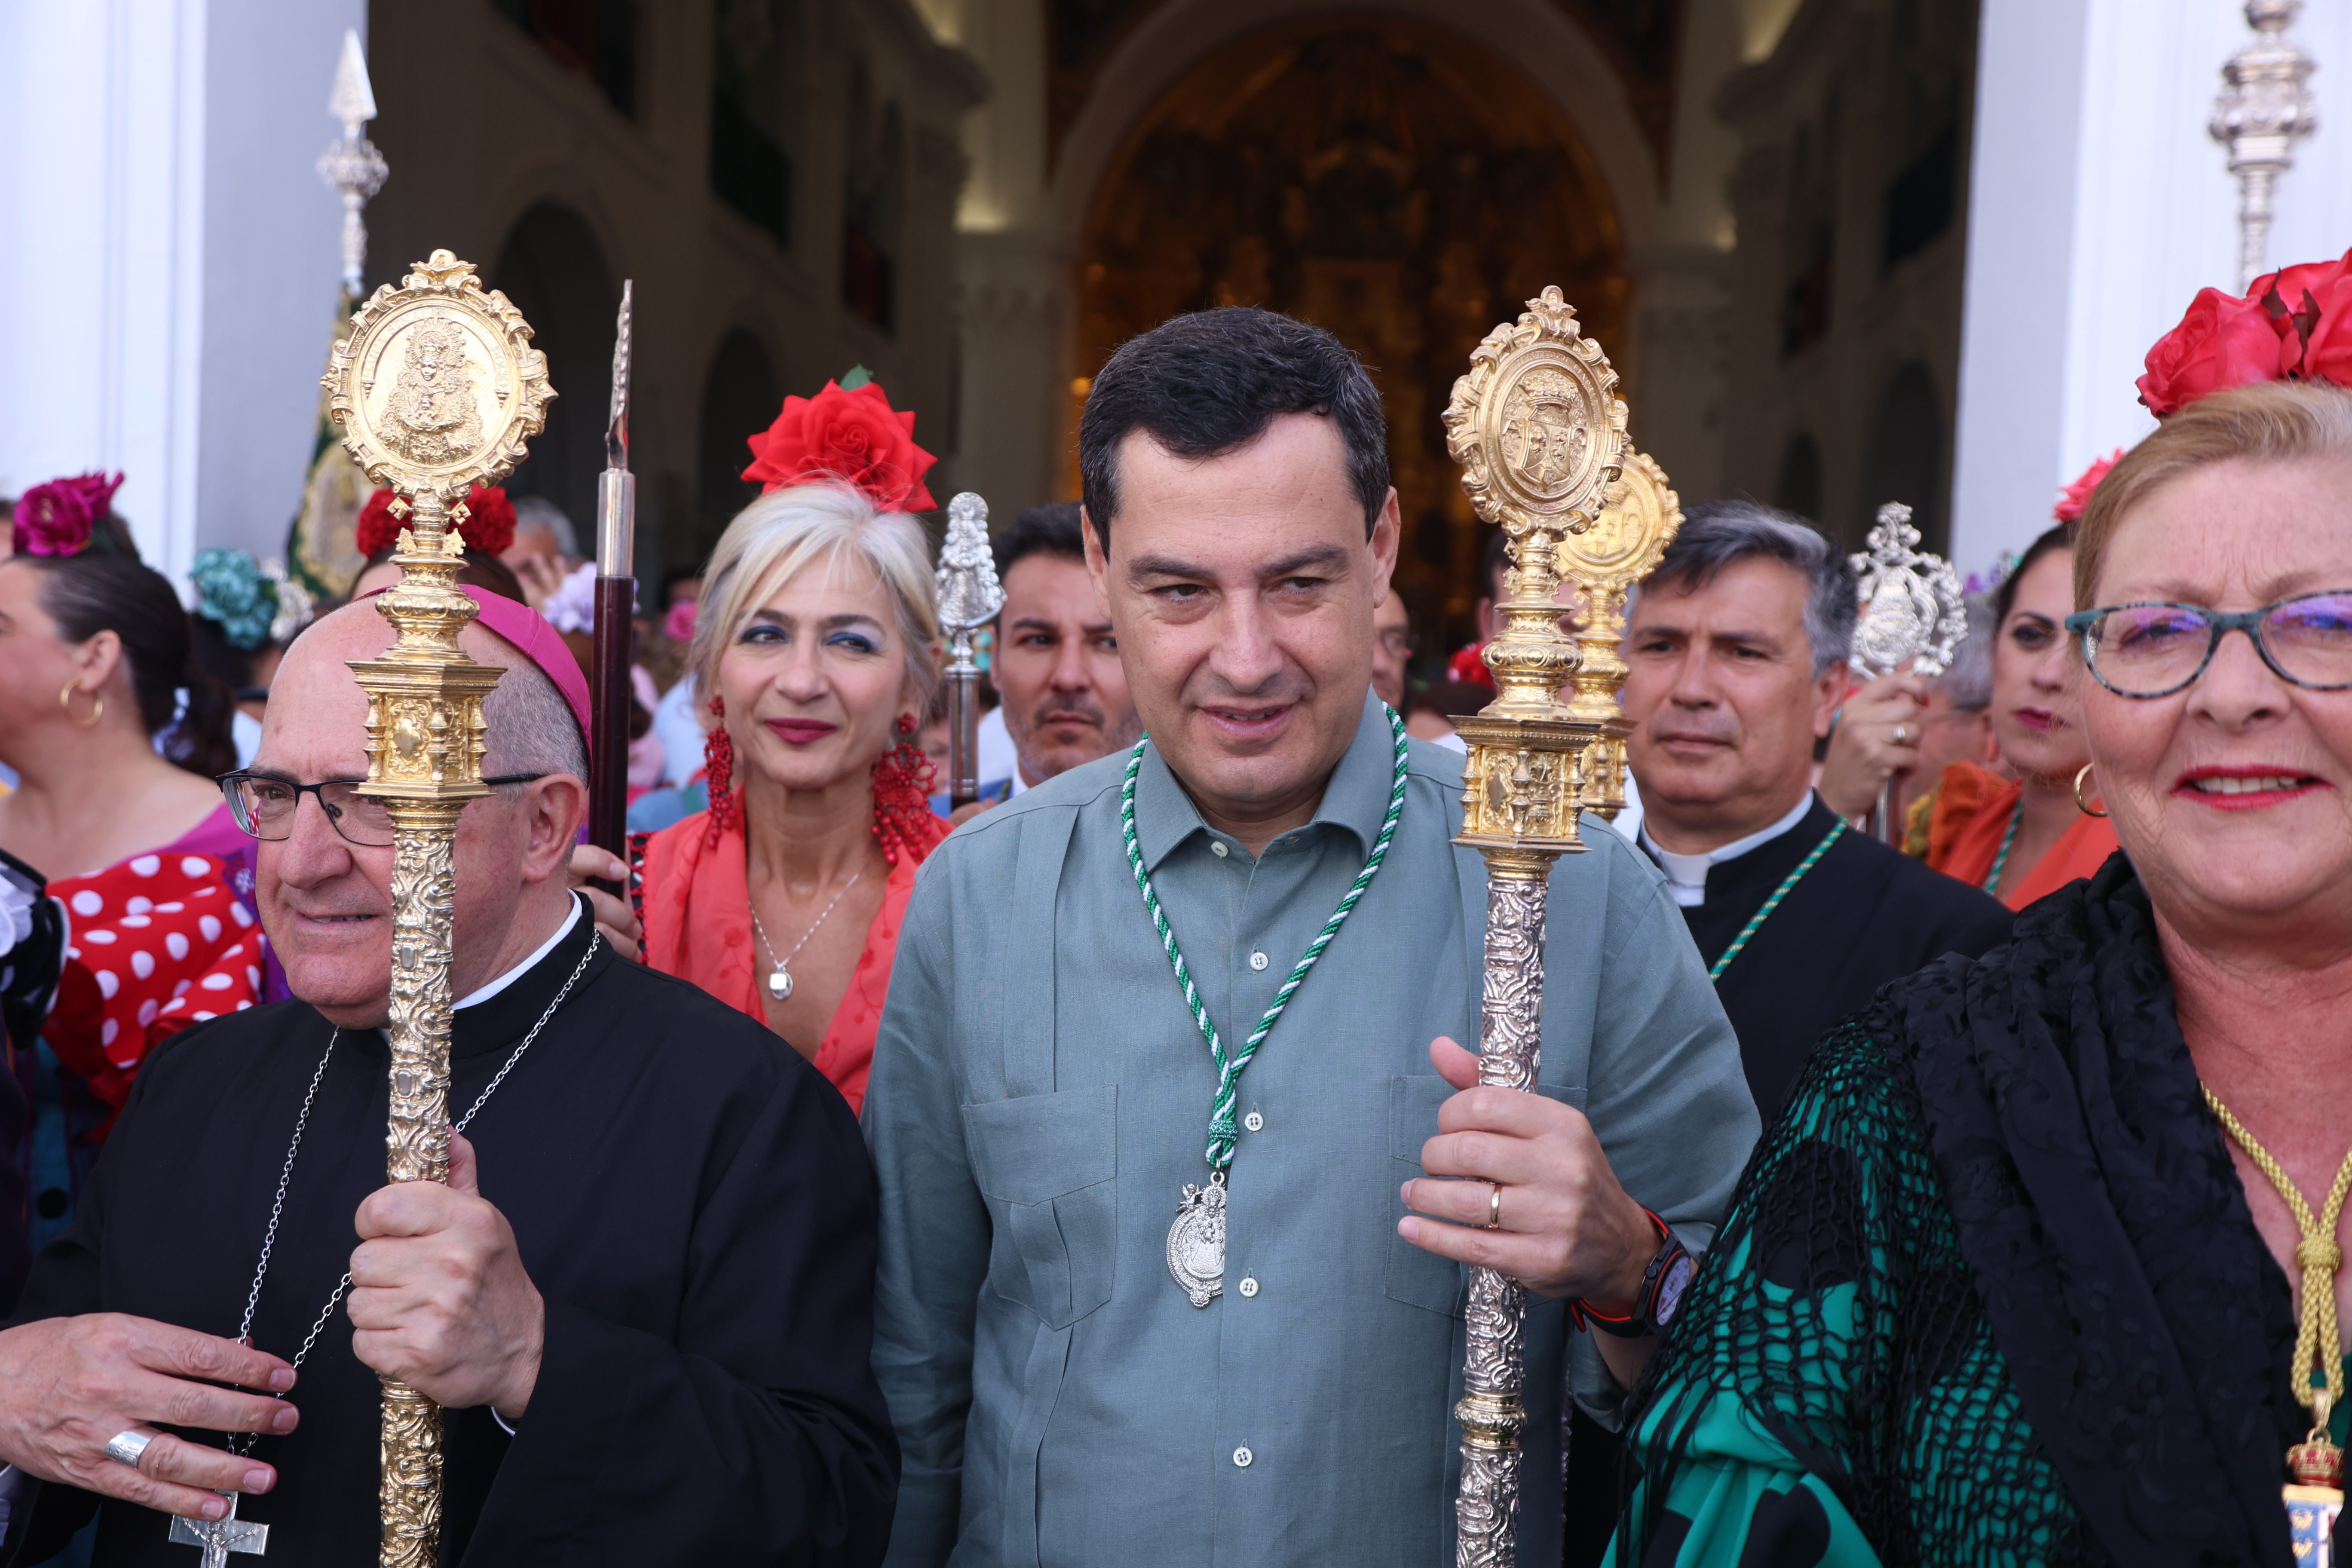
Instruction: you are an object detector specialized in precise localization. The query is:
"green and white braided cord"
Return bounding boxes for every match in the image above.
[1120,704,1409,1174]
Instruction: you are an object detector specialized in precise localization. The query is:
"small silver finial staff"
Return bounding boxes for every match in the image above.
[2212,0,2318,291]
[1849,503,1965,843]
[318,30,389,298]
[589,282,637,863]
[935,494,1004,808]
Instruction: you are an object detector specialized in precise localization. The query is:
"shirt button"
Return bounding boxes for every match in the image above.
[1249,950,1269,971]
[1238,1276,1260,1298]
[1232,1446,1254,1468]
[1243,1110,1264,1133]
[1210,841,1229,858]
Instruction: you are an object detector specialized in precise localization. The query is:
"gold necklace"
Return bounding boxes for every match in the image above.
[2203,1084,2352,1549]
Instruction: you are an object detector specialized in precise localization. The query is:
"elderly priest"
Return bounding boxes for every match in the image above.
[865,308,1759,1566]
[0,596,897,1565]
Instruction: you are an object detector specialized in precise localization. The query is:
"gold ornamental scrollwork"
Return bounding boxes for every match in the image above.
[323,249,554,505]
[324,251,554,1568]
[1562,451,1681,819]
[1441,288,1629,1568]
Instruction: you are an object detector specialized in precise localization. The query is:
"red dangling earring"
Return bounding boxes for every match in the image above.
[869,714,937,866]
[702,695,740,849]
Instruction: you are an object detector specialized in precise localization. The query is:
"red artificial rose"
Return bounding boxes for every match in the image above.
[2289,266,2352,389]
[2053,448,2124,524]
[355,485,517,558]
[741,380,938,512]
[2136,286,2287,416]
[2249,250,2351,372]
[11,471,122,557]
[457,486,517,557]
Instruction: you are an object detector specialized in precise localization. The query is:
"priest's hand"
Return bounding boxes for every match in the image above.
[1399,1036,1663,1386]
[0,1314,296,1521]
[349,1133,545,1421]
[567,845,642,960]
[1817,671,1928,819]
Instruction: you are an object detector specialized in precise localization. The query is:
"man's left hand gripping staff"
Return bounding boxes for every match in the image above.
[1399,1035,1666,1381]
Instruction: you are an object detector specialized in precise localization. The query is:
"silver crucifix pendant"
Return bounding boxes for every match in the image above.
[169,1493,268,1566]
[1166,1171,1227,1307]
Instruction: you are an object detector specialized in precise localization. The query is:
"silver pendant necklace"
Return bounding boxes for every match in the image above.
[171,932,598,1563]
[750,868,864,1001]
[1117,706,1409,1306]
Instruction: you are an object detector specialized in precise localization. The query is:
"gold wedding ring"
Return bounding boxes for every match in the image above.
[1485,1181,1504,1230]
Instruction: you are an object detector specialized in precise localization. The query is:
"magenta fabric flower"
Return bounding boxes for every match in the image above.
[12,472,123,557]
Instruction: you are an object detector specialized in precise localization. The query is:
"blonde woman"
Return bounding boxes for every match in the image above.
[577,473,946,1114]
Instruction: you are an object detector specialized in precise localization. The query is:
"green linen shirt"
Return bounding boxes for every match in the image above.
[865,692,1760,1567]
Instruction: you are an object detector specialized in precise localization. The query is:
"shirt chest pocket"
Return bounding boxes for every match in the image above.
[962,1086,1118,1330]
[1385,1073,1581,1317]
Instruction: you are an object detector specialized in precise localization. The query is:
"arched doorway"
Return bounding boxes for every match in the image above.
[490,202,619,549]
[695,327,783,564]
[1076,17,1628,656]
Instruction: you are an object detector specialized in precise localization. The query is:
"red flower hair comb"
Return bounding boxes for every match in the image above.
[2138,246,2352,416]
[741,377,938,513]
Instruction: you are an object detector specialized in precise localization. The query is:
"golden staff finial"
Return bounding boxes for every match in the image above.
[319,248,554,1568]
[1440,288,1678,1567]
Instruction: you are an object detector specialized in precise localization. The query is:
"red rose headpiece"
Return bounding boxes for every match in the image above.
[355,485,519,559]
[2053,449,2124,524]
[12,471,124,557]
[741,378,938,513]
[2138,247,2352,416]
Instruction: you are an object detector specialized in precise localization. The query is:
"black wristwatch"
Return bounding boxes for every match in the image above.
[1572,1210,1695,1340]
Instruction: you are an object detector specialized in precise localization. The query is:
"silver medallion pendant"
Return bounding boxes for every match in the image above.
[767,967,793,1001]
[1166,1173,1227,1307]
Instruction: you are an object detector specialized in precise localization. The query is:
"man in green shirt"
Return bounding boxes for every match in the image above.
[865,307,1759,1565]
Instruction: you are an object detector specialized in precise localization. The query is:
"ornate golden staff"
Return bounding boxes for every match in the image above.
[1560,451,1682,822]
[1441,288,1677,1566]
[320,250,554,1568]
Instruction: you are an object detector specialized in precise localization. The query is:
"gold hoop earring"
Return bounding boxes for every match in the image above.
[58,681,102,728]
[2073,763,2108,818]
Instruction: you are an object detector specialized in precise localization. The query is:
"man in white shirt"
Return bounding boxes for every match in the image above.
[982,503,1141,796]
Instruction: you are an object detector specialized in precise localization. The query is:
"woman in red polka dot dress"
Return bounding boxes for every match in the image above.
[0,477,287,1248]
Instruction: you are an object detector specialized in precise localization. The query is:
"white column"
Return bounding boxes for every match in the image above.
[0,0,361,582]
[1952,0,2352,579]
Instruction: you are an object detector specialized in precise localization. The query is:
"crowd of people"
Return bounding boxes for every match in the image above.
[0,248,2343,1567]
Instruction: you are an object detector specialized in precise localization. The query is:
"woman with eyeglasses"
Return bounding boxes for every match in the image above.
[1611,287,2352,1566]
[1920,503,2123,907]
[0,475,282,1251]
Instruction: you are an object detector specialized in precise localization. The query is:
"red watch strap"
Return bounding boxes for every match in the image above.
[1571,1208,1673,1335]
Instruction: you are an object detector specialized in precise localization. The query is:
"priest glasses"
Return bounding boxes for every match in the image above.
[2066,591,2352,699]
[216,770,548,848]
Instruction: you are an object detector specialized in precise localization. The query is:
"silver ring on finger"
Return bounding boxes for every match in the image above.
[105,1429,154,1468]
[1485,1181,1504,1231]
[1892,724,1911,745]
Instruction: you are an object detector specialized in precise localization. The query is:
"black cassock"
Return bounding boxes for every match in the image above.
[1660,797,2015,1120]
[3,897,896,1567]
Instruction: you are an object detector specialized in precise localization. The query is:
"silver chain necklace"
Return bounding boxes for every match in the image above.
[748,869,864,1001]
[222,930,600,1458]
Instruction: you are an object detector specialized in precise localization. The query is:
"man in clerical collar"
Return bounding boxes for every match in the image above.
[1623,500,2015,1119]
[0,598,896,1565]
[864,307,1758,1566]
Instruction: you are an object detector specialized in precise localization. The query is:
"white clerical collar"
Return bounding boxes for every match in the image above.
[1640,793,1817,909]
[454,896,582,1011]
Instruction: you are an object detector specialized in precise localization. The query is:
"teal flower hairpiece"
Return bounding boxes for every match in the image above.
[190,548,280,651]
